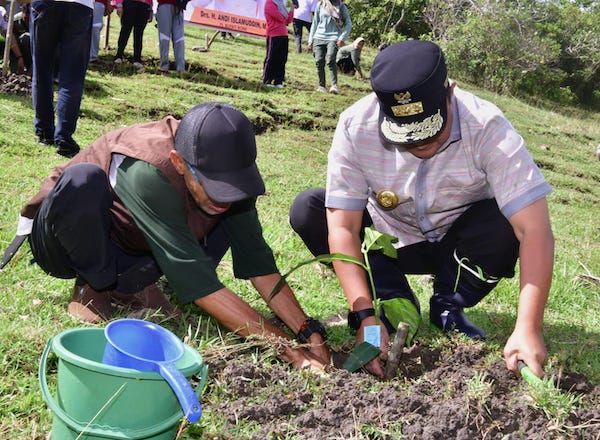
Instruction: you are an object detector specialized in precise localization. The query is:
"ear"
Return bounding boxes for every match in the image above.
[448,81,456,98]
[169,150,186,175]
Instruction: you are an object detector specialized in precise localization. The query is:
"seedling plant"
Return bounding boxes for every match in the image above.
[270,226,421,373]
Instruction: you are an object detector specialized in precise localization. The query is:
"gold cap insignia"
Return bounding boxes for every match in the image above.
[380,109,443,144]
[391,101,424,117]
[376,190,399,209]
[394,91,411,104]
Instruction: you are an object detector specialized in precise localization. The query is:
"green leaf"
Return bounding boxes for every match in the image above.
[362,226,398,259]
[380,298,421,345]
[269,253,366,300]
[342,342,381,372]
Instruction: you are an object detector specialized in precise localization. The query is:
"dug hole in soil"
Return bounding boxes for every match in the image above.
[205,339,600,440]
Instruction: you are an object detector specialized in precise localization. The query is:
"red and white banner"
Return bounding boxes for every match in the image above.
[185,0,267,37]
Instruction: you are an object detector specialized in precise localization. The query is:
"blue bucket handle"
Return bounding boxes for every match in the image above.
[39,337,208,439]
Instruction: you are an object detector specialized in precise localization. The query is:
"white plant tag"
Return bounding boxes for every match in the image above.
[364,325,381,348]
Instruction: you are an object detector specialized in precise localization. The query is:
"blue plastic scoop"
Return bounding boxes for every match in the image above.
[102,319,202,423]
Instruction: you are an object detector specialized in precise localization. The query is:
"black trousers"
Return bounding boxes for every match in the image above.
[292,18,311,53]
[115,0,150,62]
[289,188,519,305]
[337,56,355,75]
[262,35,289,85]
[29,163,230,293]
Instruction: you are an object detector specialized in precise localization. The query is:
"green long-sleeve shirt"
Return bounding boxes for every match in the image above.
[114,157,278,303]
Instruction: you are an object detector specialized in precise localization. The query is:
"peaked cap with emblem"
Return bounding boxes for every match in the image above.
[370,40,450,145]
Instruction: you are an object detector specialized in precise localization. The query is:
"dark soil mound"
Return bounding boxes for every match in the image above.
[205,341,600,439]
[0,73,31,96]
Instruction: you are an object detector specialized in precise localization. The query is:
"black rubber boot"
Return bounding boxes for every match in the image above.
[429,293,486,340]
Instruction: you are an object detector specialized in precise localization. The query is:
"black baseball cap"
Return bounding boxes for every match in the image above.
[175,102,265,203]
[370,40,450,145]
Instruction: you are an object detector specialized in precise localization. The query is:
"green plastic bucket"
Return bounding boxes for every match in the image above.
[39,328,208,440]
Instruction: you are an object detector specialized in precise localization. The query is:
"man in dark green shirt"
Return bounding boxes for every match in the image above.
[18,102,330,370]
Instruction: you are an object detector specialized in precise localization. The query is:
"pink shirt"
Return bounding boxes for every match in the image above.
[264,0,293,37]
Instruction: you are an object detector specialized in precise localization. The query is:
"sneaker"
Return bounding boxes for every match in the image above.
[56,139,80,158]
[316,86,327,92]
[114,57,123,64]
[329,84,339,94]
[68,284,113,323]
[111,284,183,319]
[37,133,54,146]
[275,84,284,89]
[132,61,143,69]
[158,67,170,73]
[264,83,275,88]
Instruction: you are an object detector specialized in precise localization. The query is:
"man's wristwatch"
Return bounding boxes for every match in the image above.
[347,308,375,330]
[297,317,327,343]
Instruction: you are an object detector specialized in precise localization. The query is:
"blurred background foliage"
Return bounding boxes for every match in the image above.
[346,0,600,108]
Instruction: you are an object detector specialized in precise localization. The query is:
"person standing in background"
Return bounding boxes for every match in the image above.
[292,0,316,53]
[307,0,351,94]
[0,2,30,74]
[90,0,112,62]
[112,0,152,70]
[30,0,93,157]
[262,0,294,88]
[156,0,186,72]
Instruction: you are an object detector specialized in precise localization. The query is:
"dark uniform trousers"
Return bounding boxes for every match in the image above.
[289,188,519,315]
[28,163,231,294]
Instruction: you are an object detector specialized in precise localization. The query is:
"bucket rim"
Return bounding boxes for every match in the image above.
[51,327,204,379]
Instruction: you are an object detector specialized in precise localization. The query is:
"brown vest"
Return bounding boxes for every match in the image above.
[21,116,220,253]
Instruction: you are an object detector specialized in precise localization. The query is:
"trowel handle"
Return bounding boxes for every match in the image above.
[517,360,542,386]
[158,362,203,423]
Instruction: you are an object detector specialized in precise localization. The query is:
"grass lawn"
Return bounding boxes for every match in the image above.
[0,19,599,439]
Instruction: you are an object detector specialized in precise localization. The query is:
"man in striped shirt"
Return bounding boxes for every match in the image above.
[290,40,554,379]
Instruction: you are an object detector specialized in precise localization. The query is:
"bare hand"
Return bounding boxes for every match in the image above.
[285,346,329,372]
[358,323,389,378]
[503,326,547,378]
[16,58,25,75]
[307,334,331,366]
